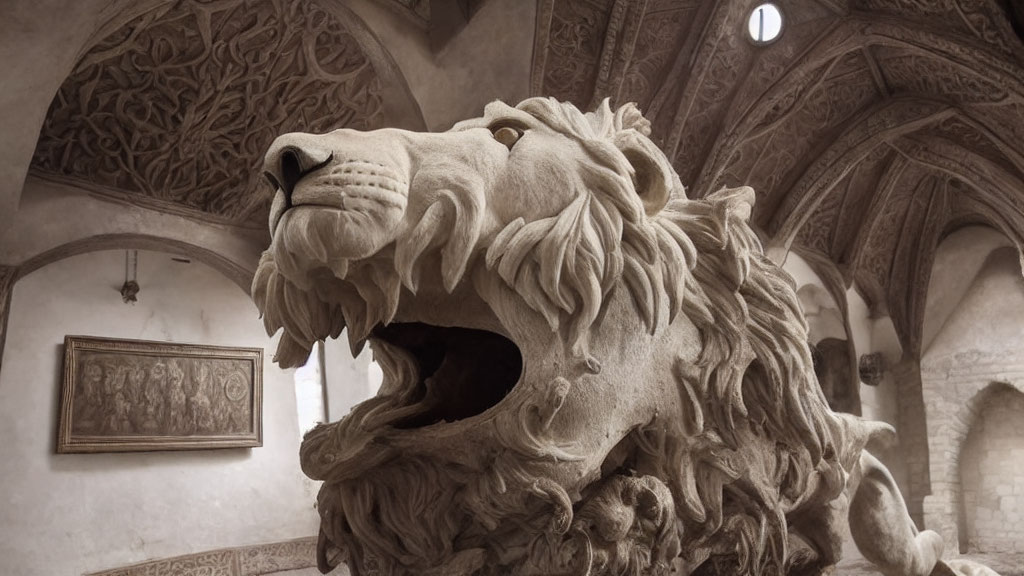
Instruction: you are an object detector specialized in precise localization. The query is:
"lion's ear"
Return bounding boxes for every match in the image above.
[614,130,678,216]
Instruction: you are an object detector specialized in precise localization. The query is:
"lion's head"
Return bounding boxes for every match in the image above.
[253,98,845,575]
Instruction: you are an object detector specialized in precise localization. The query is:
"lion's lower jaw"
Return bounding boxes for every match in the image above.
[316,461,683,576]
[315,456,555,576]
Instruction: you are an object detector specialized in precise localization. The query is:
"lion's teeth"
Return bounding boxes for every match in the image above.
[329,306,346,340]
[329,258,349,279]
[347,327,368,357]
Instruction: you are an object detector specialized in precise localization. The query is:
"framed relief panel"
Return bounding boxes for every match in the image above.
[58,336,263,453]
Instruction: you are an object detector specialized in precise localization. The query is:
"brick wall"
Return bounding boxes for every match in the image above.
[959,384,1024,553]
[920,350,1024,553]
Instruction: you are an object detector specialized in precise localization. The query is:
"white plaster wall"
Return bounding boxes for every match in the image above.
[323,337,373,423]
[922,227,1012,355]
[925,247,1024,361]
[0,250,319,575]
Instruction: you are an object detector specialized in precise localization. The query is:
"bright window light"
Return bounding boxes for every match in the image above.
[748,3,783,44]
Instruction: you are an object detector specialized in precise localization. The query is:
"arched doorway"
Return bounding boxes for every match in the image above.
[958,382,1024,553]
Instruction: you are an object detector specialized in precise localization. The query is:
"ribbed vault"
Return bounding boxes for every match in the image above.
[532,0,1024,359]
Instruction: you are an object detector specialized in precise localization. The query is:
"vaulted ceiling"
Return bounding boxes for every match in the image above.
[28,0,1024,359]
[29,0,423,229]
[532,0,1024,357]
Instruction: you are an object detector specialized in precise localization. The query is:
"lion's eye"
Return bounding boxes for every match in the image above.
[489,123,525,150]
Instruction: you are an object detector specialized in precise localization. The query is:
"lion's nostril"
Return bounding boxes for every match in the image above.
[272,146,334,198]
[280,149,304,197]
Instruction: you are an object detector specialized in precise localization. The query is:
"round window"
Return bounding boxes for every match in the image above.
[748,3,783,44]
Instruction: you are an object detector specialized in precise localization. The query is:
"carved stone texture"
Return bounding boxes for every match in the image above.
[829,149,891,264]
[874,46,1010,104]
[237,537,318,575]
[852,0,1021,56]
[252,98,998,576]
[856,166,919,302]
[859,351,886,386]
[87,537,316,576]
[90,550,237,576]
[743,63,878,222]
[618,3,698,111]
[542,0,616,106]
[665,0,750,189]
[31,0,383,225]
[919,115,1021,177]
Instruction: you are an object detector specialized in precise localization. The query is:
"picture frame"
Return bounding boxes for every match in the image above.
[58,335,263,453]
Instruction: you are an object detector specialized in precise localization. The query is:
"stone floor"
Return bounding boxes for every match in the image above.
[275,557,1023,575]
[836,554,1024,575]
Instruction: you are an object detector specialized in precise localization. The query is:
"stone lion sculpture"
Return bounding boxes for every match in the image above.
[253,98,998,576]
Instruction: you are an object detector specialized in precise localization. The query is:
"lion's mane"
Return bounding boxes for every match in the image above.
[485,98,846,573]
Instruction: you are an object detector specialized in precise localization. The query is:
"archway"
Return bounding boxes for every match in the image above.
[958,382,1024,553]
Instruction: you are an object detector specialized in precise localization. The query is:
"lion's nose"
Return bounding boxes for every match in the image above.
[263,141,333,198]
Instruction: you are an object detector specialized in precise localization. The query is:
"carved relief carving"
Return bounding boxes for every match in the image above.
[699,14,1024,196]
[825,148,891,262]
[541,0,616,106]
[771,97,954,240]
[843,152,907,279]
[87,537,316,576]
[58,336,262,453]
[618,4,697,110]
[739,65,878,214]
[31,0,383,224]
[794,169,850,254]
[90,550,237,576]
[875,48,1010,103]
[665,0,749,187]
[853,0,1021,55]
[856,166,919,300]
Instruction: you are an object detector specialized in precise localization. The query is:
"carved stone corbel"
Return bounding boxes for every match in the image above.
[859,352,886,386]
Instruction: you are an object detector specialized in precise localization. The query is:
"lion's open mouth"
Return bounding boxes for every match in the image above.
[368,322,523,429]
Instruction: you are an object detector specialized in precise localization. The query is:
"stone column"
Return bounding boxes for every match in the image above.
[0,265,17,377]
[892,358,930,528]
[920,382,971,554]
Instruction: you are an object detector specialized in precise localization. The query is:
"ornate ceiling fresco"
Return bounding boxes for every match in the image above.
[31,0,422,228]
[532,0,1024,358]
